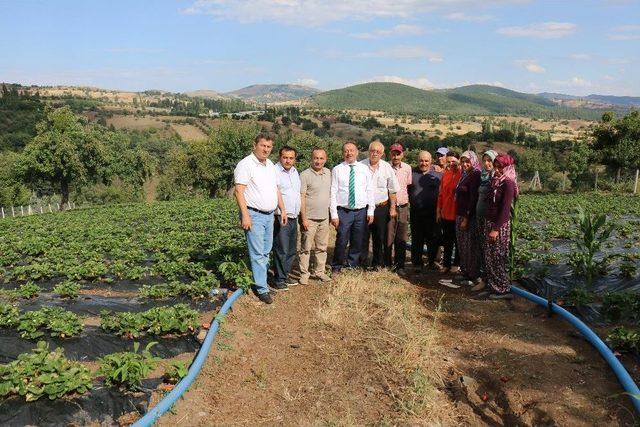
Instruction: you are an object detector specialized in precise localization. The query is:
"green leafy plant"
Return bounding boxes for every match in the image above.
[100,304,199,338]
[564,287,595,307]
[163,360,189,384]
[606,326,639,353]
[0,341,92,401]
[14,282,41,299]
[0,303,20,327]
[139,275,219,300]
[97,342,161,390]
[601,292,640,322]
[218,256,253,292]
[619,260,637,278]
[53,280,81,299]
[570,205,615,286]
[17,307,84,339]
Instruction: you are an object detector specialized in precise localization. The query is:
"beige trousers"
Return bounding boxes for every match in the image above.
[298,218,330,281]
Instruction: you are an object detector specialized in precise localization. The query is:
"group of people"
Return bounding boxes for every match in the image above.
[233,133,518,304]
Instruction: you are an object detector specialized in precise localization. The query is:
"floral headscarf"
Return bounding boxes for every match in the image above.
[492,153,519,198]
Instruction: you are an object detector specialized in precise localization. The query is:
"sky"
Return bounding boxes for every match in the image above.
[1,0,639,96]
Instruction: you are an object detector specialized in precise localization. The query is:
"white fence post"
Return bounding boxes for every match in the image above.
[634,169,639,195]
[40,206,43,214]
[20,206,24,216]
[28,205,32,215]
[11,206,14,217]
[1,207,4,219]
[48,204,52,213]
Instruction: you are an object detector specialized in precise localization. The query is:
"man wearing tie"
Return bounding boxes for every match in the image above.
[330,142,374,273]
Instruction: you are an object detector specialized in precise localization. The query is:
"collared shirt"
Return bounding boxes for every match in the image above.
[234,153,279,212]
[275,162,301,218]
[300,167,331,220]
[330,161,375,219]
[360,158,399,205]
[391,161,412,205]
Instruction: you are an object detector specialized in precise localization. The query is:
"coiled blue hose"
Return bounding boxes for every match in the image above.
[132,288,244,427]
[511,286,640,414]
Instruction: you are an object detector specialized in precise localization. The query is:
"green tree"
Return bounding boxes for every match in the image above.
[18,106,108,208]
[517,149,555,182]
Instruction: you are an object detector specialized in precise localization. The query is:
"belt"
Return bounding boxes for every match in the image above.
[398,203,409,208]
[338,206,365,212]
[247,206,275,215]
[376,200,389,208]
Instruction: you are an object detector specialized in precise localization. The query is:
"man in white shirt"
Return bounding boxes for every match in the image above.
[359,140,399,269]
[330,142,374,273]
[234,134,287,304]
[272,146,301,291]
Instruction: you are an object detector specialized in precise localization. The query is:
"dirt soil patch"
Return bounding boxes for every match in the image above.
[155,267,636,426]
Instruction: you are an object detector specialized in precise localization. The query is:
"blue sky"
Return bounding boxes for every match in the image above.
[1,0,639,95]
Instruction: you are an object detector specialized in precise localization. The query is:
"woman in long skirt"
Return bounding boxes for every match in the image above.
[482,153,519,299]
[454,150,481,286]
[471,150,497,292]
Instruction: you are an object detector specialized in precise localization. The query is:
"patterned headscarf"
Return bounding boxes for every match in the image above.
[481,150,498,184]
[461,150,481,173]
[492,153,519,198]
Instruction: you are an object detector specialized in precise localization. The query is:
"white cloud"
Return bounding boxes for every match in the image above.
[445,12,493,22]
[350,24,424,39]
[569,53,591,60]
[358,45,443,62]
[182,0,529,26]
[497,22,577,39]
[607,24,640,40]
[552,77,593,88]
[514,59,545,73]
[293,78,319,87]
[358,75,435,89]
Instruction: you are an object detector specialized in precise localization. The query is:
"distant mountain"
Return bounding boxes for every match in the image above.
[539,92,640,108]
[310,83,605,119]
[224,84,321,103]
[184,89,228,99]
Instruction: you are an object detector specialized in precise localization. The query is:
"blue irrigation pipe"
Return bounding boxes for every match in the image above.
[511,286,640,414]
[132,288,244,427]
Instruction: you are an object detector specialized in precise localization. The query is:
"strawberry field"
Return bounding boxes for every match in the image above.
[0,194,639,424]
[0,199,248,425]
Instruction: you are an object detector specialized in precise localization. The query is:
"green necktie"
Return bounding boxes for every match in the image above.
[348,164,356,209]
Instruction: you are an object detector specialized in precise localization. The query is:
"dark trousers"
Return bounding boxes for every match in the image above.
[410,208,439,267]
[332,207,367,271]
[440,219,459,268]
[360,203,390,267]
[273,216,297,285]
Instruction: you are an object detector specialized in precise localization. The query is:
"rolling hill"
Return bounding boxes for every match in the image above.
[310,83,620,119]
[224,84,320,103]
[539,92,640,108]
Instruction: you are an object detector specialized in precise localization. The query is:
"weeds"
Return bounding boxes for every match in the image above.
[97,342,160,390]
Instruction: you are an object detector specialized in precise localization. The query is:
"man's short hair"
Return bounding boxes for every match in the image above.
[311,147,327,155]
[279,145,297,156]
[254,133,273,144]
[342,141,357,150]
[447,151,460,159]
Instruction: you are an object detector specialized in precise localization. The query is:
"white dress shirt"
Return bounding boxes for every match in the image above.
[360,158,399,205]
[330,161,375,219]
[275,162,301,218]
[234,153,279,212]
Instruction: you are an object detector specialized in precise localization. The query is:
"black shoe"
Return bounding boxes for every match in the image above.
[271,282,289,291]
[257,292,273,304]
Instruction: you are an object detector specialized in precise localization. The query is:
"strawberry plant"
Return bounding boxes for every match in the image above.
[163,360,189,384]
[100,304,199,338]
[601,292,640,323]
[97,342,161,391]
[139,275,219,300]
[14,282,41,299]
[53,280,82,299]
[606,326,639,353]
[17,307,84,339]
[218,256,253,292]
[0,303,20,327]
[564,287,595,307]
[0,341,92,401]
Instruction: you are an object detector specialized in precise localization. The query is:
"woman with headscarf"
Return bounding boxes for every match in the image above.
[452,150,482,286]
[471,150,497,292]
[482,153,519,299]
